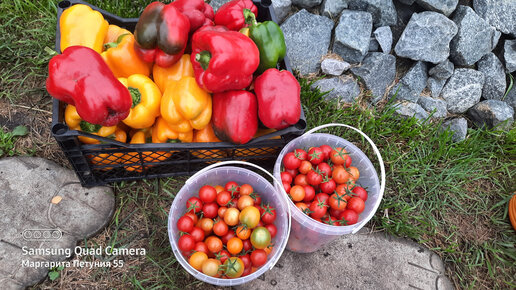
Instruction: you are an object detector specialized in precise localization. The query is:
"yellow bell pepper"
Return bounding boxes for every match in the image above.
[152,117,193,143]
[102,34,152,78]
[153,54,194,93]
[103,24,131,47]
[65,104,116,144]
[161,76,212,131]
[192,123,226,160]
[125,129,172,172]
[60,4,108,53]
[119,74,161,129]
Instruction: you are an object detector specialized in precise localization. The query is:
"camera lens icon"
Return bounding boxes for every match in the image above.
[23,229,62,241]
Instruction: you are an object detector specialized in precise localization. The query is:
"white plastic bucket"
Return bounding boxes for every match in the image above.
[273,123,386,253]
[168,161,291,286]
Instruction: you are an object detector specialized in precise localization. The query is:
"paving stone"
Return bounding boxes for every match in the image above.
[292,0,323,9]
[236,229,453,290]
[333,10,373,64]
[415,0,458,16]
[473,0,516,36]
[399,0,416,5]
[429,59,454,80]
[374,26,393,53]
[467,100,515,130]
[0,157,115,289]
[281,10,334,75]
[504,39,516,73]
[395,11,458,64]
[394,102,430,121]
[272,0,292,23]
[478,53,506,101]
[449,5,499,66]
[350,52,396,103]
[389,61,428,103]
[418,96,448,118]
[348,0,397,27]
[441,117,468,142]
[320,58,350,76]
[311,76,361,103]
[440,68,485,114]
[320,0,348,18]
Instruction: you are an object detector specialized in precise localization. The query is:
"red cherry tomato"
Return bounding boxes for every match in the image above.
[330,208,344,219]
[320,179,336,194]
[225,181,240,196]
[221,229,236,245]
[250,249,268,267]
[283,181,291,193]
[306,170,322,186]
[308,147,324,165]
[316,162,332,177]
[285,168,298,177]
[294,148,308,161]
[302,185,316,202]
[216,190,232,206]
[202,202,219,219]
[352,186,368,201]
[298,160,312,175]
[242,239,253,252]
[339,209,359,225]
[283,152,302,170]
[239,254,252,269]
[199,185,217,203]
[264,223,277,238]
[213,219,229,236]
[294,174,308,186]
[178,234,195,253]
[319,144,333,160]
[189,226,204,242]
[328,192,347,211]
[177,215,194,233]
[186,197,203,214]
[194,241,209,254]
[347,197,365,214]
[260,204,277,224]
[217,250,230,264]
[315,193,330,205]
[309,199,327,219]
[280,171,293,184]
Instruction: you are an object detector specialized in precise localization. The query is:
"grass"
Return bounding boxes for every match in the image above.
[1,0,515,289]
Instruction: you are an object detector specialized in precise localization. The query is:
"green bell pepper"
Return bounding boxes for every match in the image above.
[244,9,286,74]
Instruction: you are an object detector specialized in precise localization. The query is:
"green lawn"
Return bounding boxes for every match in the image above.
[1,1,515,289]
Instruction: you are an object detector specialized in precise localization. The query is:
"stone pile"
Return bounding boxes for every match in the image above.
[209,0,515,141]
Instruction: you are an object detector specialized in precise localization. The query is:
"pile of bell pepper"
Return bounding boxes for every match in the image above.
[46,0,302,155]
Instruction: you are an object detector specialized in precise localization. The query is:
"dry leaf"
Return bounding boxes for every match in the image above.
[51,196,62,204]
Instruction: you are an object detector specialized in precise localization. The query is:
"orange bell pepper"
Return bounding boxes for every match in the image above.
[152,117,193,143]
[89,127,128,170]
[103,24,131,47]
[153,54,194,93]
[125,129,172,172]
[192,122,226,160]
[102,33,152,78]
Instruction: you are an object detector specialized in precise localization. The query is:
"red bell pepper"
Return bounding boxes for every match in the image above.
[191,30,259,93]
[214,0,258,31]
[134,2,190,67]
[46,46,131,126]
[254,69,301,130]
[212,90,258,144]
[171,0,214,33]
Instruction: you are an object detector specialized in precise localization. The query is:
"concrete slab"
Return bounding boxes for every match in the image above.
[237,228,454,290]
[0,157,115,289]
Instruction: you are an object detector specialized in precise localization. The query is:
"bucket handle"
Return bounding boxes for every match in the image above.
[186,160,291,271]
[303,123,386,234]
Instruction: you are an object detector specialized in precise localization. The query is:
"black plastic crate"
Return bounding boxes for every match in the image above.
[51,0,306,187]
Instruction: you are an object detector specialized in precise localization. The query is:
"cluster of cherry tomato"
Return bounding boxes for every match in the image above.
[176,182,277,279]
[281,145,369,226]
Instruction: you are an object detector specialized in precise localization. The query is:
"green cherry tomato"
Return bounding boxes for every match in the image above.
[223,257,245,278]
[250,226,271,249]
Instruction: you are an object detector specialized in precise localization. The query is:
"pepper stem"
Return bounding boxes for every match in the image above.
[103,33,130,50]
[195,51,212,71]
[79,121,102,133]
[128,87,141,108]
[243,8,257,26]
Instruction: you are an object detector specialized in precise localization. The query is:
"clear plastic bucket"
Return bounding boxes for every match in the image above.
[168,161,291,286]
[273,124,385,253]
